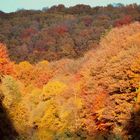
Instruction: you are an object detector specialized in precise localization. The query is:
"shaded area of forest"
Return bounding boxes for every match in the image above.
[0,92,18,140]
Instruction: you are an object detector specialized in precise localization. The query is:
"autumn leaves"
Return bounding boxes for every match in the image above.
[0,22,140,139]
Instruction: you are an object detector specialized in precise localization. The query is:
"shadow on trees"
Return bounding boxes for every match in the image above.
[0,94,18,140]
[125,107,140,140]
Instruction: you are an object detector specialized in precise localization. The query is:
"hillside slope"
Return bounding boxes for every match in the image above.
[0,4,140,63]
[0,22,140,139]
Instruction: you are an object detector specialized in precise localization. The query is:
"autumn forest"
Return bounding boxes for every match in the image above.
[0,3,140,140]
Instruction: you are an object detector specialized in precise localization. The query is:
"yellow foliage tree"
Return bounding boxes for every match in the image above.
[41,81,67,100]
[9,102,31,134]
[14,61,34,86]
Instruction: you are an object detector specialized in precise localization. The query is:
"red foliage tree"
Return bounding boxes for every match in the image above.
[20,27,37,39]
[115,15,132,27]
[53,25,68,35]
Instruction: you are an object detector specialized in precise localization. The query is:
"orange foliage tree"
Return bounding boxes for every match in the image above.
[14,61,34,86]
[33,61,53,88]
[0,43,13,76]
[78,22,140,138]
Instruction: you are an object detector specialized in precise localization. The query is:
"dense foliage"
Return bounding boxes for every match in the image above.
[0,4,140,63]
[0,21,140,139]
